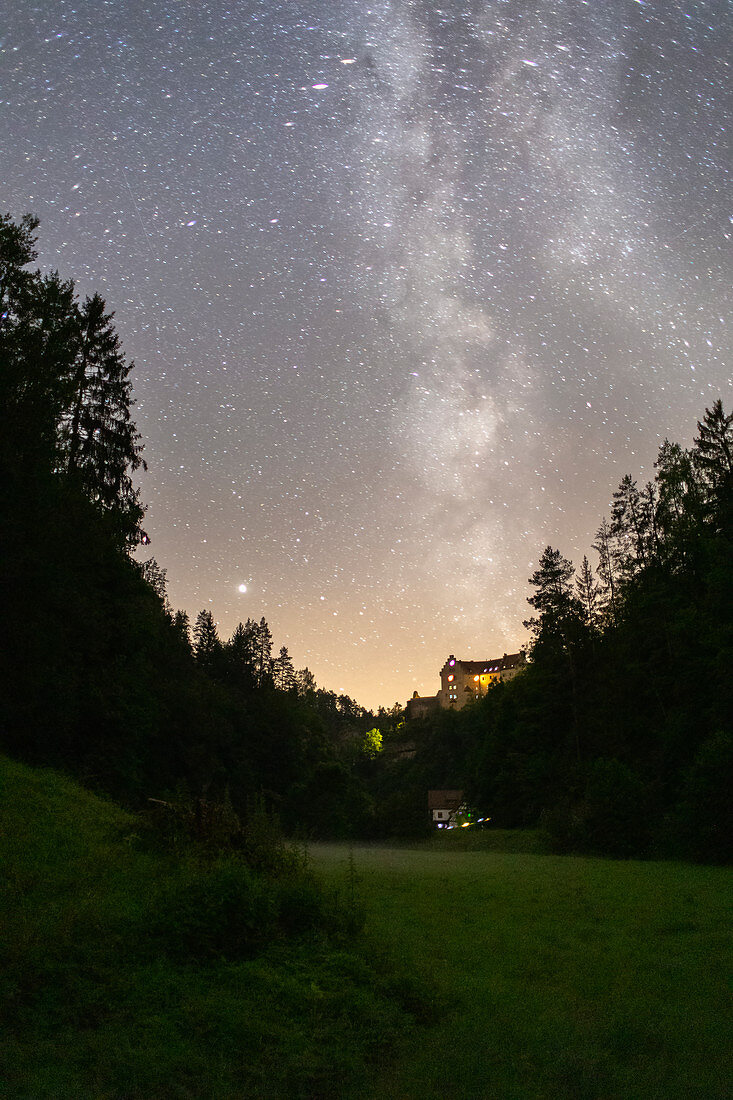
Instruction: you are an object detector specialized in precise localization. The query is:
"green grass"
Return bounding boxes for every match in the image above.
[3,758,730,1098]
[313,838,732,1099]
[410,826,548,853]
[0,757,419,1098]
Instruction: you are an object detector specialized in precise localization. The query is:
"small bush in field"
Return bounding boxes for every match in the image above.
[147,860,277,959]
[240,793,305,875]
[145,790,306,876]
[274,874,326,935]
[145,857,356,960]
[146,789,243,853]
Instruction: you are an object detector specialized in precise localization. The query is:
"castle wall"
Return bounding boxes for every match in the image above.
[438,652,524,709]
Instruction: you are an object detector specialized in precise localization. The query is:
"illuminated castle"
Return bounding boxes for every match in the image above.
[407,651,525,717]
[438,652,525,707]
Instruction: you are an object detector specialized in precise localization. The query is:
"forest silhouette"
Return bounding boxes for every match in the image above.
[1,213,730,861]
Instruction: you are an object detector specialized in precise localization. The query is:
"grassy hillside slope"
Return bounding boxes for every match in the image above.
[0,757,419,1099]
[315,839,732,1099]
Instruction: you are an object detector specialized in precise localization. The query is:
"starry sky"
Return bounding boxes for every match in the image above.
[3,0,730,709]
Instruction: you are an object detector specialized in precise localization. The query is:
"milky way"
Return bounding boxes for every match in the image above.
[3,1,730,707]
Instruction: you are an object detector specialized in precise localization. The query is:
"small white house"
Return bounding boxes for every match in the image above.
[427,789,465,828]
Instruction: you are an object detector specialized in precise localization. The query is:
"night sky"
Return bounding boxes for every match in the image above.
[3,1,730,709]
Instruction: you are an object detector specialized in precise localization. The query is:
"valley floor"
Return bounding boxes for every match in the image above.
[313,839,732,1100]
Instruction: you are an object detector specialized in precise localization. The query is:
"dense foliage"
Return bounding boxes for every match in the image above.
[378,402,732,861]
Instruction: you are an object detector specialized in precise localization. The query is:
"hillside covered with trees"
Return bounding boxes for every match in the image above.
[376,400,732,861]
[0,213,385,836]
[1,214,432,1096]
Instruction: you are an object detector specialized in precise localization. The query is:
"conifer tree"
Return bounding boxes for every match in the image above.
[0,214,146,546]
[0,212,39,320]
[593,517,618,625]
[172,610,192,651]
[575,554,603,634]
[693,399,733,533]
[60,293,146,545]
[610,474,651,580]
[655,439,700,545]
[253,617,273,688]
[524,546,580,651]
[642,481,662,563]
[138,558,169,610]
[694,399,733,485]
[194,610,221,668]
[227,620,258,689]
[272,645,296,691]
[0,253,77,478]
[296,667,317,696]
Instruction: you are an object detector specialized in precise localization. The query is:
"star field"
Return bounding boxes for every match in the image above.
[3,0,730,708]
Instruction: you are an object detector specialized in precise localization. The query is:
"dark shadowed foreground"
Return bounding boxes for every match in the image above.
[0,759,420,1098]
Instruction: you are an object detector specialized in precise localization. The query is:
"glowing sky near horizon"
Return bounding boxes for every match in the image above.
[2,0,730,709]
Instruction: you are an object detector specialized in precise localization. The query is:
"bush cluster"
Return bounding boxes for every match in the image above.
[145,858,333,960]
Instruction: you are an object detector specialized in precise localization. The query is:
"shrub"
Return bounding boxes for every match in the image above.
[145,789,306,875]
[146,859,277,960]
[145,789,242,852]
[274,874,327,935]
[241,793,305,875]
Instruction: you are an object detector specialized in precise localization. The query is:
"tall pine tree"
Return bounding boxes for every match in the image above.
[194,610,221,670]
[524,546,581,653]
[60,293,146,546]
[575,554,603,635]
[693,399,733,534]
[0,214,146,546]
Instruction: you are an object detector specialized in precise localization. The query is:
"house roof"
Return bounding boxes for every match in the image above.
[427,789,464,811]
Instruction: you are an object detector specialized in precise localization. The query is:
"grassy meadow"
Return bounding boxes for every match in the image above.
[314,837,732,1100]
[0,757,420,1099]
[1,753,730,1099]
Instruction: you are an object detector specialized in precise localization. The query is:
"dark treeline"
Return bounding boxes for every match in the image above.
[0,214,389,836]
[2,213,730,860]
[377,401,732,862]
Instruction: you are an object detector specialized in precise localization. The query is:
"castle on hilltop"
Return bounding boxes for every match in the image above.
[406,651,525,718]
